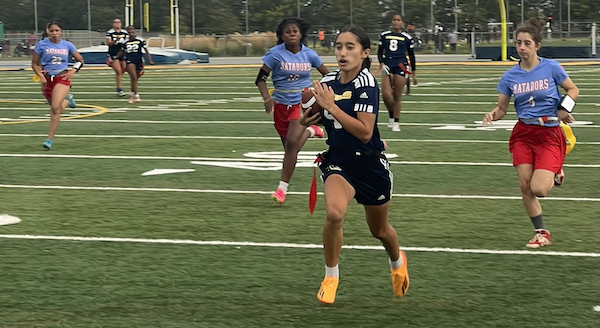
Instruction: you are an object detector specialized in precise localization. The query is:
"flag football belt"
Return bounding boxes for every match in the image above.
[519,116,559,126]
[43,70,68,81]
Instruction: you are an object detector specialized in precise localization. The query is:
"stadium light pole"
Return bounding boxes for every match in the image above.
[34,0,38,38]
[350,0,353,26]
[245,0,249,35]
[401,0,404,16]
[567,0,571,37]
[430,0,434,35]
[520,0,524,24]
[192,0,196,51]
[88,0,92,46]
[139,0,143,37]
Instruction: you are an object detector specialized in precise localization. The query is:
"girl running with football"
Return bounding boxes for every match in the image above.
[300,27,409,304]
[482,18,579,248]
[255,18,329,204]
[377,14,417,132]
[32,21,83,150]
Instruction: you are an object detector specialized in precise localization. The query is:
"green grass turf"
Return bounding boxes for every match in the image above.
[1,64,600,327]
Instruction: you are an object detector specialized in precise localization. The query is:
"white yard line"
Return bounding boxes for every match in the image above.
[0,153,599,167]
[1,184,600,201]
[0,234,598,258]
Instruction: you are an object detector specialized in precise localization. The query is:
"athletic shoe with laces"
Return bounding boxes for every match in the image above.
[134,95,141,103]
[66,93,77,108]
[387,118,394,128]
[271,188,286,204]
[392,122,401,132]
[117,90,127,97]
[554,169,565,186]
[128,95,134,104]
[317,276,339,304]
[309,125,324,138]
[42,138,53,150]
[390,250,410,297]
[526,229,552,248]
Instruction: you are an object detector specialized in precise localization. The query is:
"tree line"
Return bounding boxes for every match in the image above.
[0,0,598,35]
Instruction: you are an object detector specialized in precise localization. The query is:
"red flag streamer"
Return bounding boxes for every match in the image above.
[309,154,324,215]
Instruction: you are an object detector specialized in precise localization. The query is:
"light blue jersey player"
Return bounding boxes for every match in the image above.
[497,57,568,127]
[262,42,324,105]
[254,18,329,205]
[34,38,77,76]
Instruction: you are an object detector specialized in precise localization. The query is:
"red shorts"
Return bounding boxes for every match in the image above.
[42,75,72,100]
[273,102,301,137]
[509,121,566,174]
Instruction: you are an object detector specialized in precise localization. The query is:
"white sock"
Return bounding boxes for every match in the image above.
[389,118,394,124]
[277,181,289,193]
[389,254,404,269]
[325,264,339,278]
[135,93,139,97]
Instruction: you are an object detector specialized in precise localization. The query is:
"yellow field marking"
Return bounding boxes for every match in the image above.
[0,99,109,125]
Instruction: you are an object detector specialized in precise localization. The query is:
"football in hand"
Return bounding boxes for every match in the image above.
[301,89,323,116]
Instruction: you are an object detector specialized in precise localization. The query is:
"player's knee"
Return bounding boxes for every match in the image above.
[518,180,532,195]
[284,139,301,153]
[369,225,389,240]
[50,105,62,115]
[530,185,549,198]
[325,207,345,228]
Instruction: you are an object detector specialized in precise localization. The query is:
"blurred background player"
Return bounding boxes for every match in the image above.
[482,18,579,248]
[255,17,329,204]
[116,26,154,103]
[300,27,408,305]
[32,21,83,150]
[106,19,128,97]
[377,14,417,132]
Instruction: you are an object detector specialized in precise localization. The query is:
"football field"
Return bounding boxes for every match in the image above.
[1,63,600,327]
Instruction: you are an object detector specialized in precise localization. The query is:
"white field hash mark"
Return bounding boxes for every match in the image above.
[2,184,600,202]
[0,234,599,258]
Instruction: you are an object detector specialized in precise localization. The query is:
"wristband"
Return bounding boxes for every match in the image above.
[559,95,575,113]
[73,61,83,72]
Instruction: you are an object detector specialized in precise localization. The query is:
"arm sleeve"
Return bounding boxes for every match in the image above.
[496,75,512,96]
[353,85,379,115]
[407,47,416,71]
[377,34,384,63]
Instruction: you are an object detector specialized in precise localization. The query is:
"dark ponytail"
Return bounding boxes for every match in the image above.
[514,17,544,43]
[338,26,372,69]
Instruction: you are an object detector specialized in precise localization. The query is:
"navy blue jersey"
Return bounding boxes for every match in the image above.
[106,28,128,55]
[122,37,146,62]
[379,30,414,66]
[320,68,383,154]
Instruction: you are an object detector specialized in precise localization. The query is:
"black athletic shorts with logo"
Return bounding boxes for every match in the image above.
[319,150,393,205]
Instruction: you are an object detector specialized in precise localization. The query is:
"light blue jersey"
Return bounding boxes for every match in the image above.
[497,58,568,126]
[34,38,77,76]
[262,43,323,105]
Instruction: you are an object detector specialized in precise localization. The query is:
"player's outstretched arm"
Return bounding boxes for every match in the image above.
[482,93,510,126]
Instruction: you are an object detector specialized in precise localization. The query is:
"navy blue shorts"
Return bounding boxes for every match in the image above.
[319,150,393,206]
[108,53,124,61]
[126,60,144,72]
[385,59,411,78]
